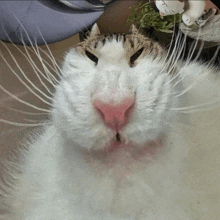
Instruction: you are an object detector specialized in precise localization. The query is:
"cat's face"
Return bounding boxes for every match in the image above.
[52,24,181,150]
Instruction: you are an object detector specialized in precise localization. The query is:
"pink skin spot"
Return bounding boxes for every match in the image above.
[160,12,166,16]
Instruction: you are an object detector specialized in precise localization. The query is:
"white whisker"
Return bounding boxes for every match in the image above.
[0,43,53,106]
[165,34,188,86]
[5,39,56,95]
[36,46,62,80]
[161,30,183,78]
[7,12,62,81]
[207,45,220,67]
[20,41,57,93]
[34,46,61,82]
[1,30,58,91]
[4,106,49,116]
[171,99,220,112]
[165,30,182,67]
[0,84,50,113]
[184,27,202,66]
[23,118,44,123]
[193,40,204,63]
[33,43,60,85]
[36,28,62,77]
[0,119,46,127]
[161,24,177,70]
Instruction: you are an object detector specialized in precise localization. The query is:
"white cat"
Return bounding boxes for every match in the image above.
[0,24,220,220]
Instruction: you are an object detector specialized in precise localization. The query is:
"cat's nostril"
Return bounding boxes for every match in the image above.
[96,108,105,121]
[93,98,134,130]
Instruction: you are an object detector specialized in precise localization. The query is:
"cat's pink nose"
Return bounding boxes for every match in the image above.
[93,98,134,131]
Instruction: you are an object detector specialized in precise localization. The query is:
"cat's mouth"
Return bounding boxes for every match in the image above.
[116,133,121,142]
[88,133,166,160]
[82,128,166,159]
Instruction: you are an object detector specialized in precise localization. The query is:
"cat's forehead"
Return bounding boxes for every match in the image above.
[77,32,146,49]
[76,31,163,59]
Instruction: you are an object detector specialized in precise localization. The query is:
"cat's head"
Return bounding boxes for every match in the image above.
[52,24,181,150]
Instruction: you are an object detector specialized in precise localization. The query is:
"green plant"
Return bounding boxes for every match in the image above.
[127,1,182,33]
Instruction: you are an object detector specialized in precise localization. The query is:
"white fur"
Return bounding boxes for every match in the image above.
[1,38,220,220]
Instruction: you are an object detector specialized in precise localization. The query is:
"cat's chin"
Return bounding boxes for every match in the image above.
[85,133,166,159]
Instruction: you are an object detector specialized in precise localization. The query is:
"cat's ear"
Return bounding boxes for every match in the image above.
[129,24,140,35]
[90,23,101,37]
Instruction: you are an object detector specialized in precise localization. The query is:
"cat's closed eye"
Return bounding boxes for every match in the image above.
[130,47,144,65]
[85,50,98,64]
